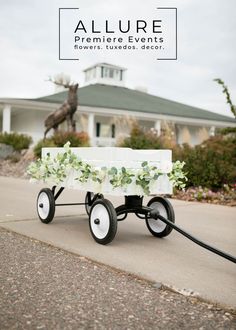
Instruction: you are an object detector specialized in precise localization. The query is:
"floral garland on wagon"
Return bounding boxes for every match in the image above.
[27,142,187,195]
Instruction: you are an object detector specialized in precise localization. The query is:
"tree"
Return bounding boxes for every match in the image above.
[214,78,236,119]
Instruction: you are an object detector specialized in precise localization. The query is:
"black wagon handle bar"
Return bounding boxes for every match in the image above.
[157,214,236,264]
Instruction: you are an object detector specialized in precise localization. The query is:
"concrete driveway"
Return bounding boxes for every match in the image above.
[0,176,235,308]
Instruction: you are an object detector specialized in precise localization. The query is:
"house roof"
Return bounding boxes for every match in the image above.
[35,84,236,123]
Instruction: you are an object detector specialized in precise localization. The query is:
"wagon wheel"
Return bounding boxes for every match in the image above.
[89,199,117,245]
[146,197,175,237]
[85,192,104,216]
[37,188,55,224]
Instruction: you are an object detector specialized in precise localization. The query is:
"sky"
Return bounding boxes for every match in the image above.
[0,0,235,118]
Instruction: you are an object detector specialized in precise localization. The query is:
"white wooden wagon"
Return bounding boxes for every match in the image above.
[29,145,236,263]
[33,146,176,244]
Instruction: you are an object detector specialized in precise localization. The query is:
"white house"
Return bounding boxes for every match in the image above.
[0,63,235,146]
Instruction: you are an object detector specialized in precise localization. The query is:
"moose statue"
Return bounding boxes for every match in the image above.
[44,77,79,139]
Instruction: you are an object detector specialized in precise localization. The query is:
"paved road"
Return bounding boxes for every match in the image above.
[0,176,236,308]
[1,228,235,330]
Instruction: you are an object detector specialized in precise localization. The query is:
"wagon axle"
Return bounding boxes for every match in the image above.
[94,218,100,225]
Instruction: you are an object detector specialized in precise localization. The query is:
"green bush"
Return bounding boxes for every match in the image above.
[173,136,236,189]
[119,124,176,149]
[53,131,90,147]
[33,131,90,158]
[0,132,32,151]
[218,127,236,136]
[33,138,56,158]
[119,124,236,189]
[119,125,162,149]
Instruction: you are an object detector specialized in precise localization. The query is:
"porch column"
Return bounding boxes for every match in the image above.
[88,113,94,146]
[209,126,215,136]
[2,104,11,133]
[154,120,161,136]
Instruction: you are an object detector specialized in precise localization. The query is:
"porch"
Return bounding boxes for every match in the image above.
[0,103,159,147]
[0,101,220,147]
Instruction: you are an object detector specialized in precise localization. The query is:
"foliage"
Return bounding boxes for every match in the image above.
[168,160,187,190]
[119,124,176,150]
[108,166,135,189]
[75,163,107,185]
[33,131,90,158]
[120,125,162,149]
[33,139,57,158]
[214,78,236,119]
[0,132,32,151]
[218,127,236,136]
[118,122,236,190]
[173,136,236,189]
[28,142,187,195]
[52,131,90,147]
[135,161,161,195]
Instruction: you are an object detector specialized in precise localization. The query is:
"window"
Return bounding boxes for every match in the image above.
[114,70,120,80]
[96,123,100,137]
[100,67,122,81]
[104,68,109,78]
[111,124,115,138]
[109,69,114,78]
[100,124,111,137]
[96,123,116,138]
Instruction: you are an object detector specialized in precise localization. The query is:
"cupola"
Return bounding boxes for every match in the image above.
[83,63,126,87]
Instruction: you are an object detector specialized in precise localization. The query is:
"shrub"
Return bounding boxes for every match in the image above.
[218,127,236,136]
[173,136,236,189]
[33,138,56,158]
[119,124,176,150]
[33,131,90,158]
[119,124,236,189]
[119,125,162,149]
[53,131,90,147]
[0,132,32,151]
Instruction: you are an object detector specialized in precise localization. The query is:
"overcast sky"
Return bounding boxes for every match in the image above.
[0,0,235,118]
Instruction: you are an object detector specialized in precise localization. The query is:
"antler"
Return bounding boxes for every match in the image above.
[47,73,72,88]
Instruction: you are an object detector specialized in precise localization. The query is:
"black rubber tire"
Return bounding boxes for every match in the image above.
[37,188,55,224]
[146,197,175,237]
[85,192,104,216]
[85,192,94,216]
[89,199,117,245]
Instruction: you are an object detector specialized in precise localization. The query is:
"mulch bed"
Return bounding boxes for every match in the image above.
[173,187,236,207]
[0,158,32,179]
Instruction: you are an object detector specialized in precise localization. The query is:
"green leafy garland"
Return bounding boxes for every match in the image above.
[135,161,161,195]
[27,142,187,195]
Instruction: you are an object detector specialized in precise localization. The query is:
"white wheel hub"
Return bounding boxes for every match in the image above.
[148,202,167,233]
[90,204,110,239]
[37,192,50,220]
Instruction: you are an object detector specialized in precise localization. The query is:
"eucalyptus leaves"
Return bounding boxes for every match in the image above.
[27,142,187,195]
